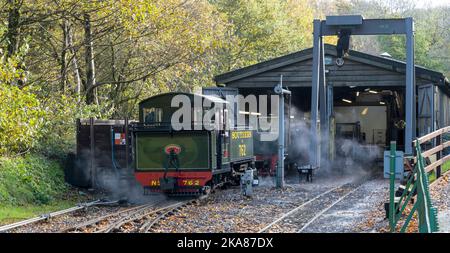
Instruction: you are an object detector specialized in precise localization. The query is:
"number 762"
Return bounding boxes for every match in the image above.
[238,144,246,156]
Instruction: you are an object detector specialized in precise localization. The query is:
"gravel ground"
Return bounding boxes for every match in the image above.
[355,173,450,233]
[437,210,450,232]
[153,184,320,233]
[430,175,450,232]
[151,174,389,233]
[4,188,166,233]
[3,172,398,233]
[304,179,389,233]
[266,183,361,233]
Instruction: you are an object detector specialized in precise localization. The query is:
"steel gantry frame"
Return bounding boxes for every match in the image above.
[310,15,416,168]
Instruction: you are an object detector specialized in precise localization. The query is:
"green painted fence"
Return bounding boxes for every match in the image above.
[389,126,450,233]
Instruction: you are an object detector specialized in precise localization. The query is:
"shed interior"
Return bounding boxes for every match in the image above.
[237,85,405,169]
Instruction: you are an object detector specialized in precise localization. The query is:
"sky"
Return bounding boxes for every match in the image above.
[414,0,450,8]
[357,0,450,9]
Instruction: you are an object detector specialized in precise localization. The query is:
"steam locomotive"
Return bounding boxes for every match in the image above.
[130,92,257,195]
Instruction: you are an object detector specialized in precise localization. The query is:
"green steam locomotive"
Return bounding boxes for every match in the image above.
[130,92,256,195]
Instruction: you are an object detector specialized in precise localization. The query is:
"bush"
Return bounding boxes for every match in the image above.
[0,83,45,155]
[0,154,67,205]
[35,94,115,160]
[34,94,78,160]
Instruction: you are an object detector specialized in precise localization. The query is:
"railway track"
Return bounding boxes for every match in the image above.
[62,202,157,233]
[259,182,364,233]
[0,195,203,233]
[65,197,202,233]
[0,199,119,233]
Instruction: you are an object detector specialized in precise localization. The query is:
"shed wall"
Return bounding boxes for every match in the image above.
[226,56,430,88]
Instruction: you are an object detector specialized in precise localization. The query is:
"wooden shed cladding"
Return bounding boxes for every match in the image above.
[226,56,430,88]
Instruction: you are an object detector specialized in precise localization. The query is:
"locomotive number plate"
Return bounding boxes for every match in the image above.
[239,144,247,156]
[181,179,200,186]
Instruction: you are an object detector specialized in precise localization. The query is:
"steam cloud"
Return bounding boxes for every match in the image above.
[289,106,382,181]
[80,151,165,204]
[257,106,383,186]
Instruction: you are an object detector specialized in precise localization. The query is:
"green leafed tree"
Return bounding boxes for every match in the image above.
[378,7,450,77]
[324,0,450,76]
[1,0,449,158]
[0,21,45,156]
[210,0,314,72]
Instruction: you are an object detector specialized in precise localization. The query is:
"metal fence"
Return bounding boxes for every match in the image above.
[388,126,450,233]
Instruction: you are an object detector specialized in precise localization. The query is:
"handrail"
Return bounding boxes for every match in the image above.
[415,126,450,176]
[425,154,450,173]
[422,141,450,158]
[415,126,450,145]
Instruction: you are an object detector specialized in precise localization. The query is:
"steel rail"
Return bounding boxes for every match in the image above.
[258,186,341,233]
[98,200,189,233]
[96,202,165,233]
[0,199,103,232]
[71,193,205,233]
[63,203,152,232]
[139,201,190,233]
[297,184,364,233]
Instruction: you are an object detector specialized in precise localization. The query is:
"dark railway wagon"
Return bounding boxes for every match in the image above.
[66,119,133,188]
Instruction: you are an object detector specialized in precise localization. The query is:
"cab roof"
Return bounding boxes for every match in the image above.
[139,92,229,106]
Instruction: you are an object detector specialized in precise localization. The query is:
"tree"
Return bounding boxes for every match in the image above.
[377,6,450,76]
[210,0,314,72]
[1,0,227,111]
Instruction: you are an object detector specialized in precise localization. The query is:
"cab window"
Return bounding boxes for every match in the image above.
[144,107,163,123]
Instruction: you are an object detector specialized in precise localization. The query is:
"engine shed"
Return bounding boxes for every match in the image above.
[214,44,450,169]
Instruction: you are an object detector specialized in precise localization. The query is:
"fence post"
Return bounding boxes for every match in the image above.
[389,141,397,232]
[436,134,442,179]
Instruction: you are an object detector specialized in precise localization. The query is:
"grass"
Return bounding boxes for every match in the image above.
[0,154,85,226]
[0,154,68,205]
[443,160,450,172]
[0,200,77,225]
[428,161,450,184]
[0,187,90,226]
